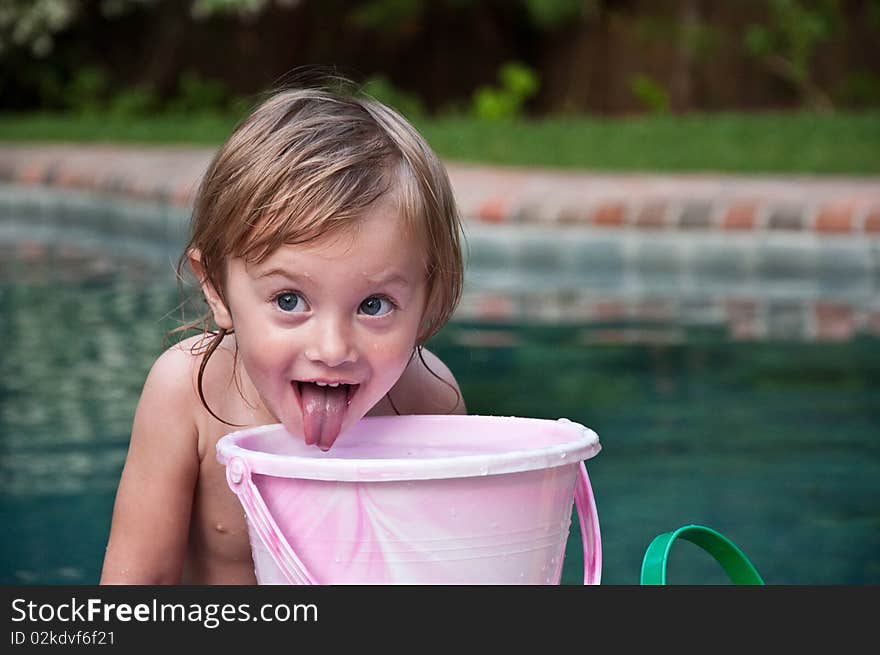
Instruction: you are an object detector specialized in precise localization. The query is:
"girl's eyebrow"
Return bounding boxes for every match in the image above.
[363,271,411,288]
[255,268,411,288]
[254,268,306,282]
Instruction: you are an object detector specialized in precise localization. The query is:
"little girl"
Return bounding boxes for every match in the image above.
[100,86,466,584]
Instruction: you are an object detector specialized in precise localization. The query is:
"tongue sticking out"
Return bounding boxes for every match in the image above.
[300,383,349,449]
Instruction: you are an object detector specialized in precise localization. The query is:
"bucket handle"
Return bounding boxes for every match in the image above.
[575,461,602,585]
[226,455,601,586]
[640,524,764,585]
[225,456,317,585]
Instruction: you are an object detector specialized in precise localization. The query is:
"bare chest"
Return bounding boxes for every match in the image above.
[184,401,268,583]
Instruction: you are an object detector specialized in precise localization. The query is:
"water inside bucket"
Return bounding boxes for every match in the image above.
[217,414,602,584]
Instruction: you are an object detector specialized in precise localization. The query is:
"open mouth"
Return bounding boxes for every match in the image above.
[293,381,359,407]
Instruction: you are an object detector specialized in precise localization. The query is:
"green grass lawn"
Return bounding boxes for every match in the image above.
[1,110,878,174]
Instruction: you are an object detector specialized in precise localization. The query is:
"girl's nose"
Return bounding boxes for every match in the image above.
[304,317,357,368]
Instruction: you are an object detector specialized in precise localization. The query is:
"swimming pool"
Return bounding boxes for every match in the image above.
[1,185,878,585]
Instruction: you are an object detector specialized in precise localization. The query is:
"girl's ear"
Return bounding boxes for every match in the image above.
[188,248,233,330]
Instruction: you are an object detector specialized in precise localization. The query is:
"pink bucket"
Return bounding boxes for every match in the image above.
[216,414,602,585]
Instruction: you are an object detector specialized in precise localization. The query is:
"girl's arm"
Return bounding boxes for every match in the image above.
[99,346,201,584]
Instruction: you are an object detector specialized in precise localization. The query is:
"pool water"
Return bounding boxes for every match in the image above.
[1,227,878,585]
[435,324,880,584]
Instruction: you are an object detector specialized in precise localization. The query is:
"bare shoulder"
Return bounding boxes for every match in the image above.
[133,335,208,439]
[148,333,234,389]
[143,334,209,401]
[140,333,238,431]
[388,347,466,415]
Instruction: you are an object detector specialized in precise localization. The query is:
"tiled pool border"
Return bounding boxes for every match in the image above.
[3,181,879,343]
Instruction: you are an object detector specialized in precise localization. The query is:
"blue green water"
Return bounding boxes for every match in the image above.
[1,236,878,585]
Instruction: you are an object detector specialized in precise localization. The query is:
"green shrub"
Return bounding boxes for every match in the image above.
[66,66,110,114]
[523,0,594,29]
[742,0,840,111]
[108,85,158,117]
[629,73,670,114]
[167,71,230,114]
[471,61,539,120]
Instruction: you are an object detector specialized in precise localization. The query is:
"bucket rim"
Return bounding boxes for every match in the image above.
[216,414,601,482]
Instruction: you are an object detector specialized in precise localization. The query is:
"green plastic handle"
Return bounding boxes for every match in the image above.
[640,524,765,585]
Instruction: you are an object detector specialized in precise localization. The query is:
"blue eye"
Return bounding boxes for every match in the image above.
[359,296,393,316]
[276,292,307,313]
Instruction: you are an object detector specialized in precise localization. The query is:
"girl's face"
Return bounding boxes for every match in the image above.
[206,199,428,450]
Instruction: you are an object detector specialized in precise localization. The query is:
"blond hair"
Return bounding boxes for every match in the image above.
[173,86,464,419]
